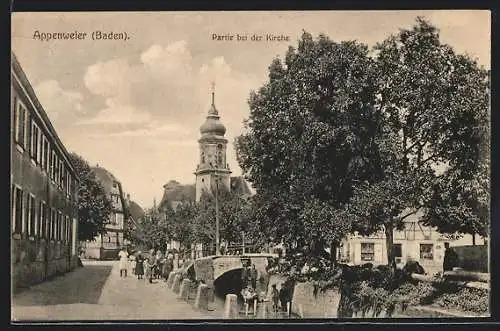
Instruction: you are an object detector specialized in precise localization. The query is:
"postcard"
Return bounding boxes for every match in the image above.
[11,10,491,321]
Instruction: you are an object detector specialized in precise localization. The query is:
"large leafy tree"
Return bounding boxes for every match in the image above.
[236,32,380,260]
[130,207,169,251]
[170,201,197,250]
[191,189,252,252]
[69,153,113,242]
[349,17,490,268]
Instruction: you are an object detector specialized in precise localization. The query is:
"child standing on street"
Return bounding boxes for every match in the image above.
[129,254,136,275]
[135,254,144,280]
[144,258,151,282]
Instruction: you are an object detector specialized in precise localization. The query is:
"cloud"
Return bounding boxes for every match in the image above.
[80,40,260,135]
[140,40,193,80]
[35,80,85,128]
[86,122,191,138]
[77,99,152,125]
[84,58,130,98]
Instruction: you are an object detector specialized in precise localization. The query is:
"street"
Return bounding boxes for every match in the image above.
[11,260,212,321]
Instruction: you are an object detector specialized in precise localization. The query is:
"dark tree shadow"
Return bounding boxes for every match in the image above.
[12,265,113,306]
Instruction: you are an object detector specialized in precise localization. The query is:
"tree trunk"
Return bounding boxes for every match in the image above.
[472,233,476,246]
[330,241,337,268]
[384,223,396,271]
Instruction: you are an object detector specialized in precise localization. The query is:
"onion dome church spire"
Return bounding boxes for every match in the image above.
[195,82,231,202]
[199,82,226,137]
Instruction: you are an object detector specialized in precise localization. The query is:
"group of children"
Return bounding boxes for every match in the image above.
[122,249,175,284]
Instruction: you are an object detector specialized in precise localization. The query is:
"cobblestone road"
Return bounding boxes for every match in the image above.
[12,260,212,321]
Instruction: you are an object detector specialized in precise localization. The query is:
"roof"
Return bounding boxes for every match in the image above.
[158,182,196,210]
[230,176,253,197]
[128,200,145,221]
[159,176,253,210]
[91,166,119,194]
[401,208,425,223]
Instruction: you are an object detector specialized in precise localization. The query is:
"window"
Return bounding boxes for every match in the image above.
[112,195,120,204]
[57,212,62,241]
[65,216,70,242]
[12,186,23,234]
[393,244,402,258]
[420,244,434,260]
[61,166,65,191]
[50,150,56,179]
[59,160,63,186]
[14,99,26,147]
[361,243,375,261]
[26,194,35,236]
[68,219,72,242]
[42,136,49,171]
[30,195,37,236]
[44,207,50,239]
[50,209,56,240]
[53,152,57,181]
[61,215,66,242]
[31,120,39,161]
[39,201,45,238]
[26,112,32,154]
[66,172,70,196]
[37,128,42,164]
[115,213,123,227]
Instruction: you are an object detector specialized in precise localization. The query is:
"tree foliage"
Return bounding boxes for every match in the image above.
[236,18,490,267]
[69,153,113,242]
[127,189,252,253]
[236,31,381,256]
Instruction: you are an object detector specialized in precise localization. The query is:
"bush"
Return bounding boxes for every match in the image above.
[433,287,489,314]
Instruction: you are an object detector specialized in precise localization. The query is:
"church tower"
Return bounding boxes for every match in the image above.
[195,84,231,202]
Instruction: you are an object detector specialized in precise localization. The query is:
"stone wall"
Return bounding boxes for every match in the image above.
[266,275,341,318]
[12,236,76,293]
[291,282,341,318]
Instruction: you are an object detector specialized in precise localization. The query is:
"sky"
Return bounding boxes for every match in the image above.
[11,10,491,208]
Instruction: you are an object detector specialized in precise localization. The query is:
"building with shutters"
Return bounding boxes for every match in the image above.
[339,209,482,275]
[11,53,80,291]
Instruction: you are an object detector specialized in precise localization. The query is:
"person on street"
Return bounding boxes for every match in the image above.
[250,264,258,290]
[163,256,174,281]
[271,284,280,313]
[443,243,459,272]
[156,250,165,279]
[241,262,249,288]
[135,254,144,279]
[129,253,136,275]
[118,248,129,278]
[148,254,157,283]
[144,258,152,282]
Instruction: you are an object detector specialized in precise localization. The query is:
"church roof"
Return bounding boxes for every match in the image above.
[199,92,226,136]
[230,176,253,197]
[158,182,196,210]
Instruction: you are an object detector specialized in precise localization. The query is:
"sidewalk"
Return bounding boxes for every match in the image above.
[12,260,212,321]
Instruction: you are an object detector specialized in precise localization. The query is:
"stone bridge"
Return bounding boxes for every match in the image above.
[184,253,278,297]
